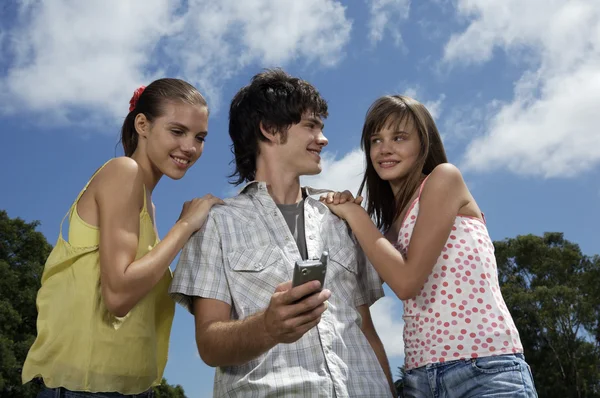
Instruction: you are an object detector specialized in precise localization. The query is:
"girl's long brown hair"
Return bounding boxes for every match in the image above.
[357,95,448,232]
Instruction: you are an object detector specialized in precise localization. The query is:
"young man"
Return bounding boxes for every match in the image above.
[170,69,395,397]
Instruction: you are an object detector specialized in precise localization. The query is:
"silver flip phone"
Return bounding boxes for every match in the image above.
[292,250,328,289]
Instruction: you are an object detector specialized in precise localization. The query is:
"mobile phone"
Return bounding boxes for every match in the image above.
[292,250,328,290]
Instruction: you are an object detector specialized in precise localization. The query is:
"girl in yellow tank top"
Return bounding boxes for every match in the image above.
[22,79,224,397]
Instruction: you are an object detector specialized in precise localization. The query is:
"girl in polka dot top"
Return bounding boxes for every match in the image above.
[321,95,538,397]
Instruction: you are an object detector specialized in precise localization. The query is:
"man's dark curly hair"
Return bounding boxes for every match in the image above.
[228,68,329,185]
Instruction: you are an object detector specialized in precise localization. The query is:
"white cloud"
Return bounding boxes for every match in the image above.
[170,0,352,107]
[367,0,411,46]
[370,296,405,358]
[443,0,600,178]
[423,95,445,121]
[0,0,352,126]
[301,148,366,195]
[401,86,446,120]
[0,30,6,53]
[1,0,176,121]
[441,99,501,146]
[403,87,419,99]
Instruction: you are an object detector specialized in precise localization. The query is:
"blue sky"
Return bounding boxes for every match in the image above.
[1,1,599,397]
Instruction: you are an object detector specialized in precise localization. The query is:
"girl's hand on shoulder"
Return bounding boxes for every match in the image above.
[178,194,224,234]
[319,190,364,220]
[319,190,363,206]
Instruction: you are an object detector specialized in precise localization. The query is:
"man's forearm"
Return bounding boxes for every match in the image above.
[196,311,277,367]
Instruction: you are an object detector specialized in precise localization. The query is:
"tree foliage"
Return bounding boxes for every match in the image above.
[394,365,405,396]
[152,378,187,398]
[0,210,51,397]
[495,232,600,398]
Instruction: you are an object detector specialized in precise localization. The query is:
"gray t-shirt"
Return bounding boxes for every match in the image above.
[277,200,308,260]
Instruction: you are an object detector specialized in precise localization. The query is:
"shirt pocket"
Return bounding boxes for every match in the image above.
[228,245,282,272]
[329,245,358,274]
[226,245,289,316]
[326,245,360,304]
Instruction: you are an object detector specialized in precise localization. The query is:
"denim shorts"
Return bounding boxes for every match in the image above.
[402,353,538,398]
[37,387,154,398]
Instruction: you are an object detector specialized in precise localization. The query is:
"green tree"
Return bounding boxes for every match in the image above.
[153,378,187,398]
[495,232,600,398]
[394,365,405,396]
[0,210,51,397]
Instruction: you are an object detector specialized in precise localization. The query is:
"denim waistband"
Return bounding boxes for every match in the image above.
[424,352,525,370]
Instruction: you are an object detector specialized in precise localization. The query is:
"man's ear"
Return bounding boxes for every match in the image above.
[134,113,151,138]
[259,121,280,144]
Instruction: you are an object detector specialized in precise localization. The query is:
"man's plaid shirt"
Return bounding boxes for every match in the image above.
[169,181,392,398]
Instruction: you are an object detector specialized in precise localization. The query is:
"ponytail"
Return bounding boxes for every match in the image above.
[120,111,139,157]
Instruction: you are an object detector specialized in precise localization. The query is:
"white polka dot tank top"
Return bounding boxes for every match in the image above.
[394,178,523,370]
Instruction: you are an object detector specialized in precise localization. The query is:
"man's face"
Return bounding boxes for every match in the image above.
[276,113,328,177]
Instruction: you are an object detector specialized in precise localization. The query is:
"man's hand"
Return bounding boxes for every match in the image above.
[264,281,331,344]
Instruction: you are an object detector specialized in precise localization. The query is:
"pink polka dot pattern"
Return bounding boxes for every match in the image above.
[397,198,523,370]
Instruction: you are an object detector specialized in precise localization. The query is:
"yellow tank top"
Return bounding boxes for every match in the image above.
[22,160,175,394]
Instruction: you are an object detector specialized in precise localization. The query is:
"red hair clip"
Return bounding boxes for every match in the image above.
[129,85,146,112]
